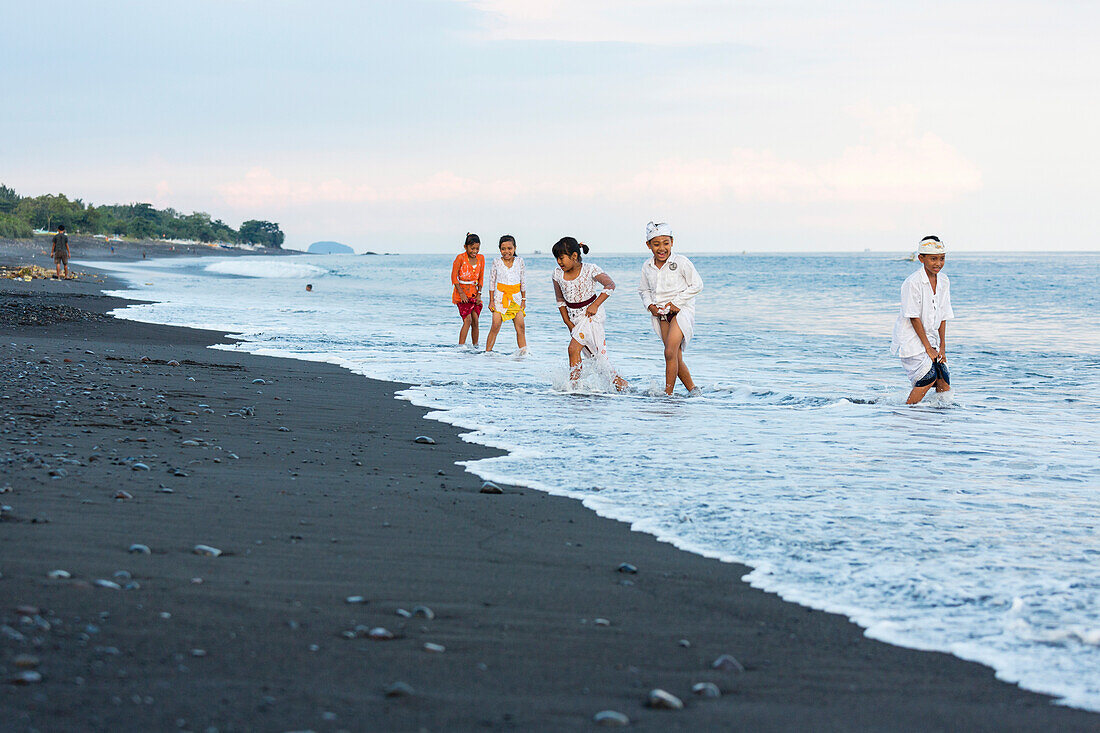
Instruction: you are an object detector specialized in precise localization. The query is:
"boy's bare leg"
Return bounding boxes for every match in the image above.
[485,312,503,352]
[55,261,62,278]
[677,354,695,392]
[906,384,935,404]
[934,379,951,393]
[459,315,472,344]
[568,339,583,380]
[513,312,527,349]
[662,320,687,395]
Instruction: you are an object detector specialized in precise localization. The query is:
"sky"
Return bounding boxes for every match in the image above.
[2,0,1098,253]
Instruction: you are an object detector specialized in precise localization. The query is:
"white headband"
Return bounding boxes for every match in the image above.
[918,238,946,254]
[646,221,672,241]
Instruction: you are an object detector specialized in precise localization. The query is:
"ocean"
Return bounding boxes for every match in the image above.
[90,250,1100,711]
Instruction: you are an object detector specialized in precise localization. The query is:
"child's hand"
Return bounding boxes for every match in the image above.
[648,304,660,316]
[665,302,680,314]
[926,345,938,361]
[937,348,948,365]
[585,303,599,318]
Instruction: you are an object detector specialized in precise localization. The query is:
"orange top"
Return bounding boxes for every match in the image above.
[451,252,485,304]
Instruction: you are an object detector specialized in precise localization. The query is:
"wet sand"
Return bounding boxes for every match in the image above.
[1,259,1099,731]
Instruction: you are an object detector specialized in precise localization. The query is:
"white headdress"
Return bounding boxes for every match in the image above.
[646,221,673,242]
[918,237,946,254]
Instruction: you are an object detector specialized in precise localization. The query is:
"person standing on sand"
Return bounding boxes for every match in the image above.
[51,225,70,279]
[451,232,485,346]
[891,235,954,405]
[638,221,703,395]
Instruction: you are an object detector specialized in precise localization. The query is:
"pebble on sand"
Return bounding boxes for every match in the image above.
[13,654,40,669]
[9,670,43,685]
[384,681,414,697]
[712,654,745,673]
[252,378,267,384]
[192,544,223,557]
[367,627,394,641]
[166,360,180,367]
[47,569,71,579]
[646,689,684,710]
[479,481,503,494]
[114,490,134,500]
[93,579,122,590]
[131,463,150,471]
[616,563,638,574]
[344,595,367,604]
[411,605,435,620]
[422,642,446,653]
[414,435,436,445]
[128,543,152,554]
[593,710,631,726]
[692,682,721,698]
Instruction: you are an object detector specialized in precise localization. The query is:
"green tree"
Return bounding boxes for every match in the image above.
[0,184,20,214]
[239,219,284,248]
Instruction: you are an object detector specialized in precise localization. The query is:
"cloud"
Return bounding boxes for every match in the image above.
[216,168,523,209]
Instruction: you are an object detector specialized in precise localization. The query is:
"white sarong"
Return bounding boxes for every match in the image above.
[900,353,934,386]
[570,315,608,359]
[650,304,695,351]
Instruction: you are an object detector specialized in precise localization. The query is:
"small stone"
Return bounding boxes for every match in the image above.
[367,627,394,641]
[129,543,151,554]
[345,595,367,604]
[190,648,207,657]
[412,605,435,620]
[712,654,745,673]
[395,608,412,618]
[15,605,40,616]
[47,569,71,579]
[616,563,638,574]
[159,487,174,493]
[384,681,414,698]
[692,682,721,698]
[12,654,40,669]
[131,463,150,471]
[181,440,201,446]
[94,579,122,590]
[140,356,151,363]
[251,379,266,384]
[167,360,180,367]
[115,490,134,500]
[593,710,630,726]
[422,642,445,653]
[678,639,691,648]
[173,470,189,477]
[193,544,222,557]
[9,670,43,685]
[594,618,611,627]
[479,481,503,494]
[414,436,435,445]
[278,427,290,432]
[646,689,684,710]
[113,570,133,580]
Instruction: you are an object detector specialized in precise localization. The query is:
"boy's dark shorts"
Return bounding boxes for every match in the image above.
[914,360,950,388]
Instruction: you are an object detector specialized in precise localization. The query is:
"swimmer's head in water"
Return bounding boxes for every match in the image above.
[306,283,313,291]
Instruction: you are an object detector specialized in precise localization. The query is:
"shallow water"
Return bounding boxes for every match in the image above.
[90,251,1100,710]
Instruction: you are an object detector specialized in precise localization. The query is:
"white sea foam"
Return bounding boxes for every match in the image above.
[204,259,327,278]
[88,252,1100,712]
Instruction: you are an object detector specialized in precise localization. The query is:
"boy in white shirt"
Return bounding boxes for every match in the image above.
[891,236,954,404]
[638,221,704,395]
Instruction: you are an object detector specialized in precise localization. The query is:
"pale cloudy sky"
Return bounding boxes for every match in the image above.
[2,0,1098,252]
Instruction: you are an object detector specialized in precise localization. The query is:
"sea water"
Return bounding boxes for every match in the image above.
[89,251,1100,710]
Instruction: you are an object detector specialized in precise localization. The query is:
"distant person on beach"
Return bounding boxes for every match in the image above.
[891,236,954,404]
[51,225,70,279]
[638,221,703,395]
[552,237,628,391]
[451,232,485,346]
[485,235,527,354]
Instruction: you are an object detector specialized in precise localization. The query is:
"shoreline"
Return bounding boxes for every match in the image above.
[2,262,1099,730]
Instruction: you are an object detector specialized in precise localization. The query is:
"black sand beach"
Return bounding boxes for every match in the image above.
[2,241,1099,731]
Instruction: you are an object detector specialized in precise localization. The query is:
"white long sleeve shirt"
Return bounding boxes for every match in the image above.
[638,253,703,311]
[890,267,954,357]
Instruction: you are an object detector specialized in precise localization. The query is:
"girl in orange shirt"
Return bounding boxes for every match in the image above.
[451,232,486,346]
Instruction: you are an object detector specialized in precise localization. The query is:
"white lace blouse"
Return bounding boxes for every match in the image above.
[552,262,616,322]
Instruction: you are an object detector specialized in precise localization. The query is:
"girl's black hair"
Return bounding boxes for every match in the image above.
[464,232,480,247]
[499,234,515,247]
[921,235,940,242]
[551,236,589,261]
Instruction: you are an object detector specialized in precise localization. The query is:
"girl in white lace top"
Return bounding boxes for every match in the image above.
[551,237,628,391]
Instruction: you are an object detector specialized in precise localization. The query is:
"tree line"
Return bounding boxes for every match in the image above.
[0,184,284,248]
